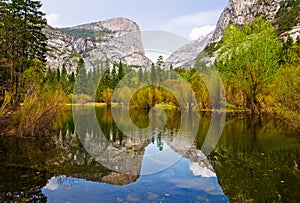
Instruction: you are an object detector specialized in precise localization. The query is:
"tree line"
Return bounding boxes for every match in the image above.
[0,0,47,105]
[69,56,215,111]
[0,1,299,133]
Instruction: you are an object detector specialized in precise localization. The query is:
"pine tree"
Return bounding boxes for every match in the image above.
[117,61,124,82]
[67,71,75,94]
[156,55,165,68]
[60,65,69,94]
[169,64,173,79]
[0,0,47,104]
[102,68,112,89]
[46,67,55,82]
[56,68,60,82]
[296,36,300,46]
[111,64,117,89]
[285,35,294,47]
[74,58,88,95]
[150,63,156,84]
[138,67,143,82]
[68,72,75,83]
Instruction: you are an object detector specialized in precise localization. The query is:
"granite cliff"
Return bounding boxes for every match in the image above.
[167,0,300,68]
[45,17,152,73]
[211,0,282,43]
[165,32,214,68]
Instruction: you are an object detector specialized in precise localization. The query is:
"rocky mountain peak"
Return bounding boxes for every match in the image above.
[211,0,282,43]
[45,17,152,73]
[165,32,214,68]
[173,0,300,67]
[101,17,139,32]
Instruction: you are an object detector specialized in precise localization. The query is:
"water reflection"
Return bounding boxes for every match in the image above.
[1,107,299,202]
[41,106,228,202]
[0,106,228,202]
[41,142,227,203]
[72,106,202,175]
[208,115,300,202]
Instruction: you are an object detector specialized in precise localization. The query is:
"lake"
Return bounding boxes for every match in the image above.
[0,106,299,202]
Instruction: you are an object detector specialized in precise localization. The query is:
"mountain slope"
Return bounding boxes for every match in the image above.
[196,0,300,65]
[211,0,282,43]
[45,17,152,72]
[165,32,214,68]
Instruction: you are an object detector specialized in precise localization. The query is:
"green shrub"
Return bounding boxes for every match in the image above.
[12,67,67,136]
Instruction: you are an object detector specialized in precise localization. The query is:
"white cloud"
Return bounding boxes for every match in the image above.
[44,177,59,191]
[168,10,222,27]
[189,162,216,178]
[46,13,59,27]
[189,25,216,40]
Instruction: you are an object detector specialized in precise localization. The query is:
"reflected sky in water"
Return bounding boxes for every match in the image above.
[2,107,298,202]
[42,140,227,203]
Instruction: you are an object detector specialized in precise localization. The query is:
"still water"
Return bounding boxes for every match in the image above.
[0,106,299,202]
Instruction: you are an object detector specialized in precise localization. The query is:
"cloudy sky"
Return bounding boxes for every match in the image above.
[40,0,228,41]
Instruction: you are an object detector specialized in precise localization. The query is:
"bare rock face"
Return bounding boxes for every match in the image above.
[45,17,152,72]
[281,25,300,41]
[44,27,81,73]
[211,0,282,43]
[194,0,300,66]
[165,0,285,68]
[165,32,214,68]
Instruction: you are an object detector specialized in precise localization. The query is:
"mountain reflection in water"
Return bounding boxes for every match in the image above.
[0,106,228,202]
[2,106,299,202]
[42,140,227,203]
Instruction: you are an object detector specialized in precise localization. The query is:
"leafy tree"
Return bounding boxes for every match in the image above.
[101,88,113,107]
[216,17,281,114]
[272,65,300,129]
[13,60,67,136]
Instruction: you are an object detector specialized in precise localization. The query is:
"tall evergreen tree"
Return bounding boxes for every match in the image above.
[150,63,156,84]
[74,58,88,95]
[156,55,165,68]
[0,0,47,104]
[117,61,124,82]
[296,36,300,46]
[56,68,60,82]
[102,68,112,89]
[138,67,143,82]
[111,64,117,88]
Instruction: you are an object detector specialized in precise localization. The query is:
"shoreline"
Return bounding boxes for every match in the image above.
[68,102,251,113]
